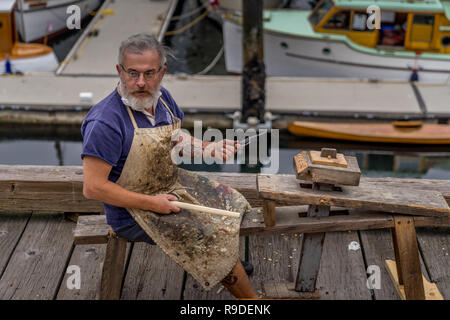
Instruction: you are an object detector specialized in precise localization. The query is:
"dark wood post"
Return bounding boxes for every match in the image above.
[242,0,266,123]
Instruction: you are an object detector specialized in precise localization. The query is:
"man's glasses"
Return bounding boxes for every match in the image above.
[120,64,162,81]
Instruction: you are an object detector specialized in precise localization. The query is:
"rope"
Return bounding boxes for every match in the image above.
[165,8,211,36]
[170,3,209,21]
[195,45,224,75]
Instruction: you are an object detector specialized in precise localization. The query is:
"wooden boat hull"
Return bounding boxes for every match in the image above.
[288,121,450,144]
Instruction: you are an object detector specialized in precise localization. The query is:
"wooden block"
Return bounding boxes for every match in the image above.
[391,217,425,300]
[320,148,337,158]
[385,260,443,300]
[263,200,277,227]
[257,174,450,218]
[292,151,360,186]
[99,234,127,300]
[73,215,109,245]
[295,204,330,292]
[310,150,348,168]
[263,282,320,300]
[293,152,310,181]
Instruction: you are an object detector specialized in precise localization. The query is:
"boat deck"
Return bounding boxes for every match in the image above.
[58,0,172,76]
[0,211,449,300]
[1,75,449,126]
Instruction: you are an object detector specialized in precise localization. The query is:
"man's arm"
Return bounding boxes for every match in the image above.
[178,131,241,161]
[82,156,180,214]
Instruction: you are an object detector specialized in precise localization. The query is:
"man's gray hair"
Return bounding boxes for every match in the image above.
[118,33,172,67]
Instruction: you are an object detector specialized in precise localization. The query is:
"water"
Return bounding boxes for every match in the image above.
[2,0,450,180]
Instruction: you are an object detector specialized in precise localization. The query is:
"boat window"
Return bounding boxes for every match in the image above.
[377,12,407,47]
[410,14,434,42]
[443,36,450,47]
[309,0,333,26]
[351,12,374,32]
[413,15,434,26]
[324,10,350,30]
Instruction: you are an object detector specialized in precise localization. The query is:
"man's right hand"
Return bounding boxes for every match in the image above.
[147,194,180,214]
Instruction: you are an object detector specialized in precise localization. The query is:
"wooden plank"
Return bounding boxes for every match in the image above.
[315,231,372,300]
[0,213,74,299]
[241,208,397,236]
[248,233,303,299]
[358,229,401,300]
[0,213,31,276]
[121,243,185,300]
[182,237,246,300]
[56,244,106,300]
[2,165,450,212]
[416,227,450,299]
[73,215,109,245]
[295,205,330,292]
[99,235,127,300]
[74,210,450,244]
[257,174,450,217]
[385,259,443,300]
[391,217,425,300]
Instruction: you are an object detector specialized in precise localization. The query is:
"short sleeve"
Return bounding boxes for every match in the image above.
[81,120,122,166]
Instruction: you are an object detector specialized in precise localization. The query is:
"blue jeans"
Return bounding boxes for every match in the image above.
[112,221,156,245]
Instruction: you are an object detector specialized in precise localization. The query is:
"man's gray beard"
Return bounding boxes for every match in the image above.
[119,80,160,112]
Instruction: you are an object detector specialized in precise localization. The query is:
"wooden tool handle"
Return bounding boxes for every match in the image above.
[171,201,241,218]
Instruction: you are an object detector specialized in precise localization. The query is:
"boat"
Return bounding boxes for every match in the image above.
[223,0,450,82]
[1,0,58,73]
[14,0,102,43]
[288,120,450,144]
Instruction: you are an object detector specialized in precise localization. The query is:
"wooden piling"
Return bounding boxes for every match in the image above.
[242,0,266,123]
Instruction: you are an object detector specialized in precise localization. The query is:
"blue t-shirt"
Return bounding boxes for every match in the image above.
[81,87,184,227]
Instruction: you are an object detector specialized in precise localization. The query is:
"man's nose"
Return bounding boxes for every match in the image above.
[136,73,146,87]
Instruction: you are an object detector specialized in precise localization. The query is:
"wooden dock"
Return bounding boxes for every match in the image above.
[0,165,449,300]
[1,75,450,127]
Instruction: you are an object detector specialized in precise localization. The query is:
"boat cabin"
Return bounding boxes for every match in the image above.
[0,0,19,59]
[309,0,450,53]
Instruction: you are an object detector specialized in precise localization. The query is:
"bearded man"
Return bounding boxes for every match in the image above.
[81,33,257,299]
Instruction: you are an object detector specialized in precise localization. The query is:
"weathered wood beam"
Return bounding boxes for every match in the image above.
[1,165,450,215]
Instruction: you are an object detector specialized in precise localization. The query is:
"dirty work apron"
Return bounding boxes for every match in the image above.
[116,97,251,291]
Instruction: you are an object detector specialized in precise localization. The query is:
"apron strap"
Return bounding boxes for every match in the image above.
[125,105,139,130]
[159,97,176,123]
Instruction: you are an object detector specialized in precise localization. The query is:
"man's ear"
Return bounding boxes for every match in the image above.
[116,64,121,75]
[160,65,167,79]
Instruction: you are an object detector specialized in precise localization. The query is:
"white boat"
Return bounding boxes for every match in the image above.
[223,0,450,82]
[14,0,102,43]
[1,0,58,73]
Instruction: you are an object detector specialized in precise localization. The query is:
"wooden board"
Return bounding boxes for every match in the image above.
[315,231,372,300]
[358,229,432,300]
[288,121,450,144]
[121,243,185,300]
[56,244,107,300]
[0,213,31,276]
[0,213,74,299]
[293,151,360,186]
[257,174,450,218]
[2,165,450,213]
[416,227,450,299]
[385,259,443,300]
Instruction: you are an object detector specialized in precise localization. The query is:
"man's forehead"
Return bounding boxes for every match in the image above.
[122,49,161,69]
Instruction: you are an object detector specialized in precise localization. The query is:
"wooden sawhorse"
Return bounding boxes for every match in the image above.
[256,173,450,300]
